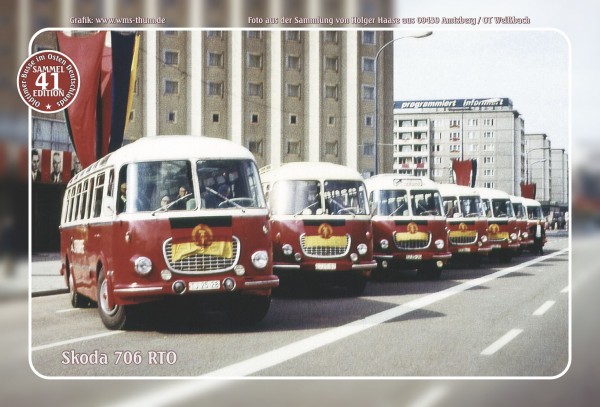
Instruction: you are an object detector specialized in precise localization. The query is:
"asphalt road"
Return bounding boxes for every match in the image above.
[30,234,569,379]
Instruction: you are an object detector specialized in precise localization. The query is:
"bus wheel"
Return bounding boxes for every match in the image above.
[346,275,368,296]
[69,270,89,308]
[97,267,128,330]
[228,294,271,326]
[418,262,443,280]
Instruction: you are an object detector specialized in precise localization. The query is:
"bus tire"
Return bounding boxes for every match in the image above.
[97,267,129,330]
[68,267,89,308]
[228,294,271,325]
[347,275,368,296]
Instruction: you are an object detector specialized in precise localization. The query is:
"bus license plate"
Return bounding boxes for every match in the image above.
[458,248,471,253]
[315,263,336,271]
[189,280,220,291]
[406,254,422,260]
[491,244,502,249]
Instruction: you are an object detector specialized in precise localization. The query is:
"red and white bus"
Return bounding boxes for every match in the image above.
[59,136,278,329]
[437,183,490,265]
[523,197,547,252]
[364,175,451,279]
[260,162,376,294]
[510,195,532,251]
[475,187,520,262]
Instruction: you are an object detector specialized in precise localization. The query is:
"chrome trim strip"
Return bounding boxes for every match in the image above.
[273,264,301,270]
[244,280,280,287]
[113,286,164,293]
[352,263,378,270]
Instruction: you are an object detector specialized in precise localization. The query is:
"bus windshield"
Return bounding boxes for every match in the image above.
[512,203,526,219]
[197,159,266,209]
[118,160,195,213]
[323,180,369,215]
[491,199,515,218]
[371,189,409,216]
[411,190,443,217]
[527,205,543,220]
[269,180,322,215]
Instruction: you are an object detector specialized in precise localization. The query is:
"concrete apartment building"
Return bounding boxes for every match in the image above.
[31,30,394,177]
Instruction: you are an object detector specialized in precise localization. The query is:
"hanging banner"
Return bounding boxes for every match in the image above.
[521,182,537,199]
[57,31,106,168]
[452,159,478,187]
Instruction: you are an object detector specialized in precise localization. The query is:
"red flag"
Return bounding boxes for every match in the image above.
[100,46,112,158]
[57,31,106,168]
[520,182,537,199]
[452,159,473,186]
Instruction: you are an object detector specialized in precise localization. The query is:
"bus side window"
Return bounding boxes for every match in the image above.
[93,173,105,217]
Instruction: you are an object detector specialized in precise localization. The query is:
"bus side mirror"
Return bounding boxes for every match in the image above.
[106,202,115,216]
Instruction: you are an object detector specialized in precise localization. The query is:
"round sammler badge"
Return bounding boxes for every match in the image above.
[17,50,80,113]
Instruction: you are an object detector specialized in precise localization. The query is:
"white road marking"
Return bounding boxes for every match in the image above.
[31,331,123,352]
[407,384,449,407]
[104,248,568,406]
[480,329,523,356]
[533,300,556,316]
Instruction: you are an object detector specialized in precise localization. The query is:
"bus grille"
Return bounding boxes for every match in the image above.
[448,231,478,245]
[163,237,240,274]
[489,232,509,242]
[393,232,431,250]
[300,234,350,258]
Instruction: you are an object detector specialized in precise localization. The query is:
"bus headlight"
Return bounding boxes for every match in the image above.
[357,243,368,256]
[134,256,152,275]
[510,233,518,241]
[434,239,445,250]
[282,244,293,256]
[251,250,269,269]
[480,235,488,243]
[522,232,529,239]
[380,239,389,250]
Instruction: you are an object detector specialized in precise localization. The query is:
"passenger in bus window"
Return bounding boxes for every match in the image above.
[117,182,127,213]
[172,186,191,210]
[160,195,170,209]
[305,185,321,214]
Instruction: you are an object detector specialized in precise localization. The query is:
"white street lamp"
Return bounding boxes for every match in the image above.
[373,31,433,175]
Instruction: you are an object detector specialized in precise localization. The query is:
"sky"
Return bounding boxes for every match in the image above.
[392,29,569,151]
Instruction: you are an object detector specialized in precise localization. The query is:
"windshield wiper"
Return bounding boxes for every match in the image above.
[151,193,193,216]
[294,201,320,216]
[205,186,246,212]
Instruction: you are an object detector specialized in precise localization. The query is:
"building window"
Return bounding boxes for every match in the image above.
[401,145,412,153]
[289,114,297,125]
[449,119,461,128]
[483,144,495,151]
[286,83,301,98]
[286,31,301,41]
[483,118,495,126]
[483,182,495,188]
[362,85,374,100]
[362,31,375,45]
[249,140,263,155]
[468,144,478,152]
[400,120,412,127]
[247,53,262,68]
[483,169,495,176]
[207,82,223,96]
[325,85,338,100]
[414,132,426,140]
[468,119,478,126]
[483,131,495,138]
[164,50,179,66]
[449,132,461,141]
[328,115,335,126]
[164,80,179,94]
[432,169,442,177]
[250,113,259,124]
[433,119,443,127]
[416,120,427,127]
[365,116,373,127]
[432,145,441,152]
[208,52,223,67]
[167,111,177,123]
[362,57,375,72]
[211,113,220,123]
[399,132,411,140]
[324,56,338,71]
[286,55,301,70]
[287,140,301,155]
[434,157,442,164]
[325,141,338,156]
[468,131,476,139]
[483,156,495,164]
[363,142,374,156]
[324,31,338,43]
[414,145,425,152]
[247,31,262,39]
[449,144,461,153]
[247,82,263,98]
[207,31,222,38]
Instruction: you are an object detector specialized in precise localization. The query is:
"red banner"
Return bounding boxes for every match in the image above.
[57,31,106,168]
[520,182,537,199]
[452,159,477,187]
[100,45,113,158]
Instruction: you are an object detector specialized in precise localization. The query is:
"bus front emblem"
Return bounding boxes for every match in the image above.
[407,222,418,234]
[318,223,333,239]
[192,224,214,247]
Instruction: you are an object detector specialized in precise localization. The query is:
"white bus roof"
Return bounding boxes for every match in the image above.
[364,174,438,191]
[261,162,363,183]
[522,197,542,207]
[509,195,526,204]
[473,187,512,200]
[69,136,255,186]
[437,183,480,197]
